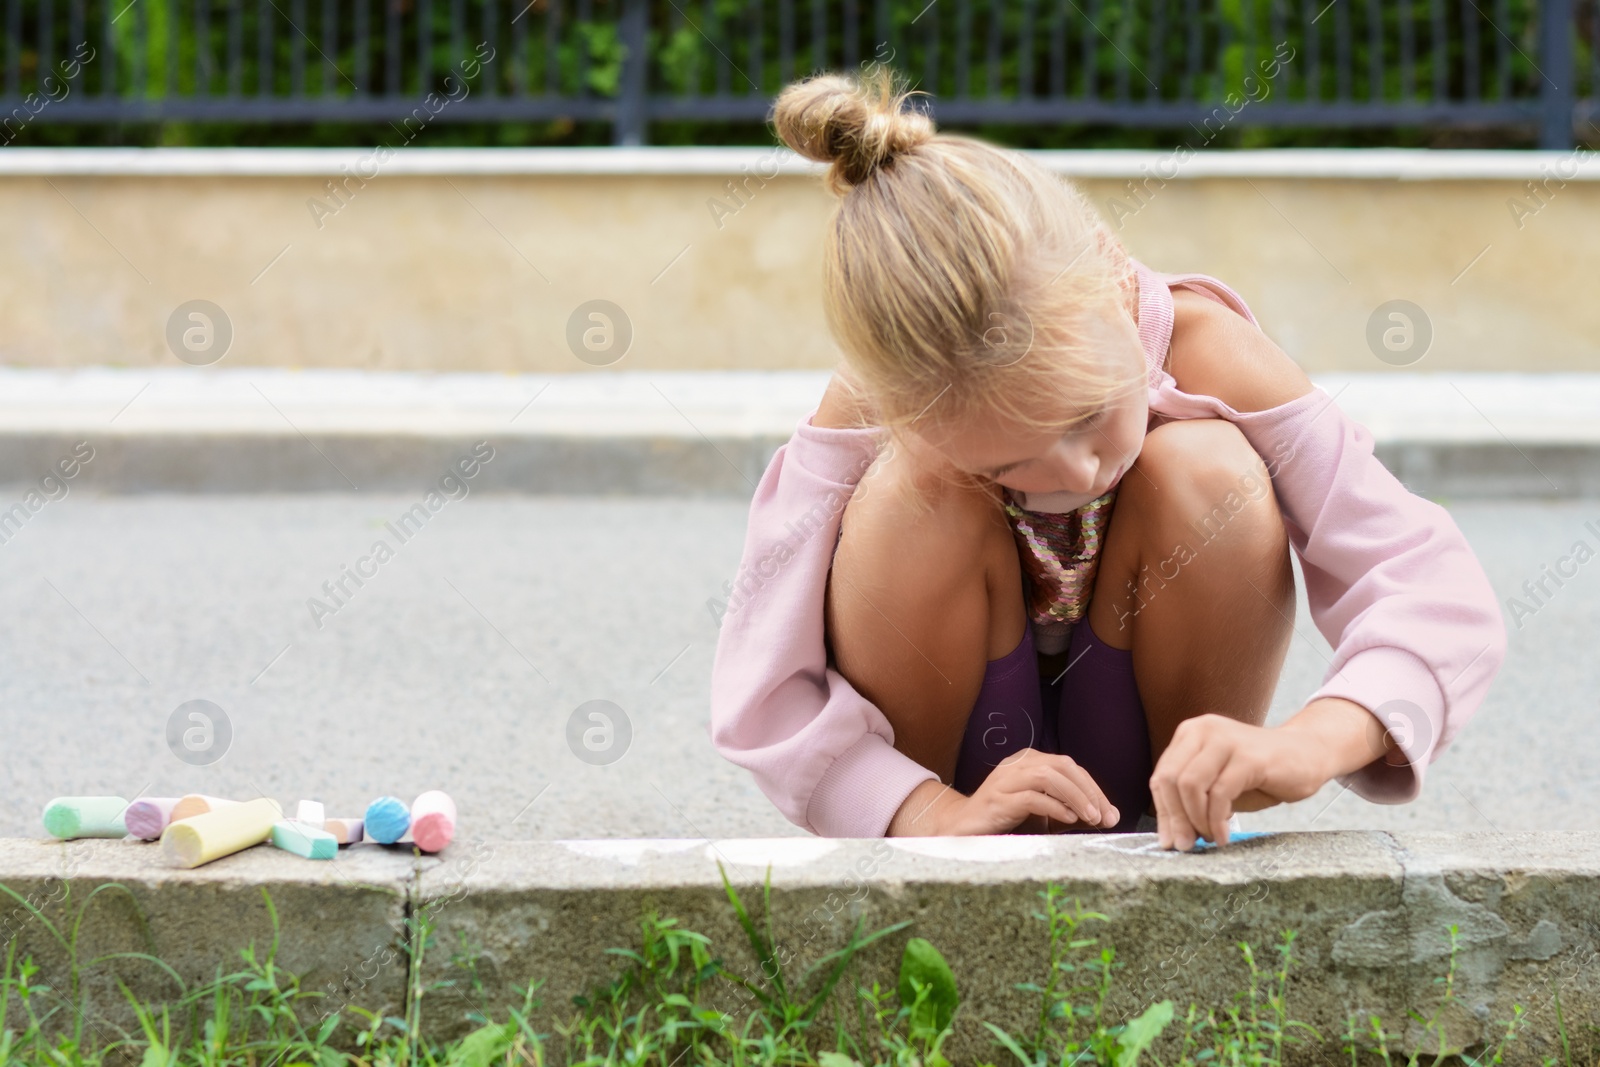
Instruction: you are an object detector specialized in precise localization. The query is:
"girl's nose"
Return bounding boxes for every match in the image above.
[1047,450,1099,495]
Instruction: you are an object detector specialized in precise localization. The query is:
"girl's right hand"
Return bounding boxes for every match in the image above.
[888,749,1120,836]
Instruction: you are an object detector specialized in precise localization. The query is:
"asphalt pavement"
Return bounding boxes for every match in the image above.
[1,491,1593,842]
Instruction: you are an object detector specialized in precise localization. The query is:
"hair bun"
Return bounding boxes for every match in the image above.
[772,68,934,193]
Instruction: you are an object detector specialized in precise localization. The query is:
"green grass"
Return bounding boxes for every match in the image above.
[0,869,1593,1067]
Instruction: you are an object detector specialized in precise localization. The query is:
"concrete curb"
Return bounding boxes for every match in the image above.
[0,369,1595,496]
[4,832,1596,1065]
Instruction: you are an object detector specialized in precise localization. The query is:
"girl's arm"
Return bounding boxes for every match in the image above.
[1149,292,1507,845]
[708,394,942,837]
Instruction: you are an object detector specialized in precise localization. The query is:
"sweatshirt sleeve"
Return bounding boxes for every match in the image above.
[709,413,941,837]
[1164,382,1507,802]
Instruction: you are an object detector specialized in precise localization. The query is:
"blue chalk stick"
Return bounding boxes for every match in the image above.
[1189,830,1274,852]
[364,796,410,844]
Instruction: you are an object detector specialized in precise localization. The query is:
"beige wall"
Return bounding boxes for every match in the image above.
[5,167,1597,372]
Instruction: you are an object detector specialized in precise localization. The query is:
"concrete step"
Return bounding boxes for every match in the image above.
[5,832,1594,1064]
[0,368,1596,495]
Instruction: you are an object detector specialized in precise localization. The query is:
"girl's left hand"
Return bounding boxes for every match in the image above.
[1148,713,1332,851]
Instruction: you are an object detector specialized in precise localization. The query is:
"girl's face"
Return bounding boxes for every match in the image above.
[921,304,1149,507]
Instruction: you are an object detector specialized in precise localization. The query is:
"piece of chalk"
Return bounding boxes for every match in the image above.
[161,797,282,868]
[1190,830,1275,852]
[364,796,410,844]
[324,817,364,845]
[294,800,325,827]
[271,820,337,860]
[170,794,238,823]
[42,797,129,840]
[410,790,456,853]
[124,798,183,840]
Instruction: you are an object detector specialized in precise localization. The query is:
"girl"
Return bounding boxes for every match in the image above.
[709,69,1506,851]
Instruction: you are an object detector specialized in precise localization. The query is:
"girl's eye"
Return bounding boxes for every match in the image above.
[1065,407,1107,435]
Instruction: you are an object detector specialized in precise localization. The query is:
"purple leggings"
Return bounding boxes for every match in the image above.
[952,614,1153,833]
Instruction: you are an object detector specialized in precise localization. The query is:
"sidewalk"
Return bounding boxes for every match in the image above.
[0,368,1595,495]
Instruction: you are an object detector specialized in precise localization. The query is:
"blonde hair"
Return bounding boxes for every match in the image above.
[772,67,1142,495]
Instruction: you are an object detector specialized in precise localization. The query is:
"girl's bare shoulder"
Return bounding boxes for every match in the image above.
[811,369,882,430]
[1166,286,1313,414]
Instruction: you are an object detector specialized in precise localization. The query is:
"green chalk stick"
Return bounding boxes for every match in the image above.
[42,797,129,840]
[270,820,337,861]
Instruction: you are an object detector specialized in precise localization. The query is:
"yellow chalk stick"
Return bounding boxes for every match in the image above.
[160,798,282,868]
[170,794,239,823]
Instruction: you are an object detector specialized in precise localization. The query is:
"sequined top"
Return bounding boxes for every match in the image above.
[1002,489,1117,655]
[1000,249,1141,655]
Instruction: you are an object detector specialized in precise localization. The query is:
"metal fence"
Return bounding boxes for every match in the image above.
[1,0,1594,147]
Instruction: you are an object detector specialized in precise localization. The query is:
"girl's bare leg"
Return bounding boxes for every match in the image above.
[824,447,1025,784]
[1084,418,1297,814]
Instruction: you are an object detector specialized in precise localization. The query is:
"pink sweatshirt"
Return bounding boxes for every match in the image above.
[709,260,1507,838]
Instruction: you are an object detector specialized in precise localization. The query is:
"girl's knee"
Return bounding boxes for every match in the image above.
[1126,419,1285,553]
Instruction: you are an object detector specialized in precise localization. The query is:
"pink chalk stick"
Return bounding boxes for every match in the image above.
[410,790,456,853]
[124,798,182,841]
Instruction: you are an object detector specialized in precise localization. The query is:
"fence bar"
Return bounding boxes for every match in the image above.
[512,0,527,95]
[614,0,646,143]
[986,0,1001,96]
[101,0,113,98]
[480,0,497,99]
[1367,0,1381,102]
[1184,0,1200,101]
[1335,0,1352,100]
[750,0,764,92]
[257,0,269,96]
[416,0,431,98]
[1431,0,1447,101]
[811,0,825,73]
[956,0,969,96]
[844,0,858,69]
[167,0,179,97]
[39,0,51,95]
[197,0,210,97]
[8,0,20,99]
[778,0,792,84]
[355,0,369,94]
[228,1,242,96]
[1019,0,1034,97]
[1149,0,1165,100]
[546,0,560,94]
[1539,0,1574,147]
[1050,0,1065,99]
[385,0,400,95]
